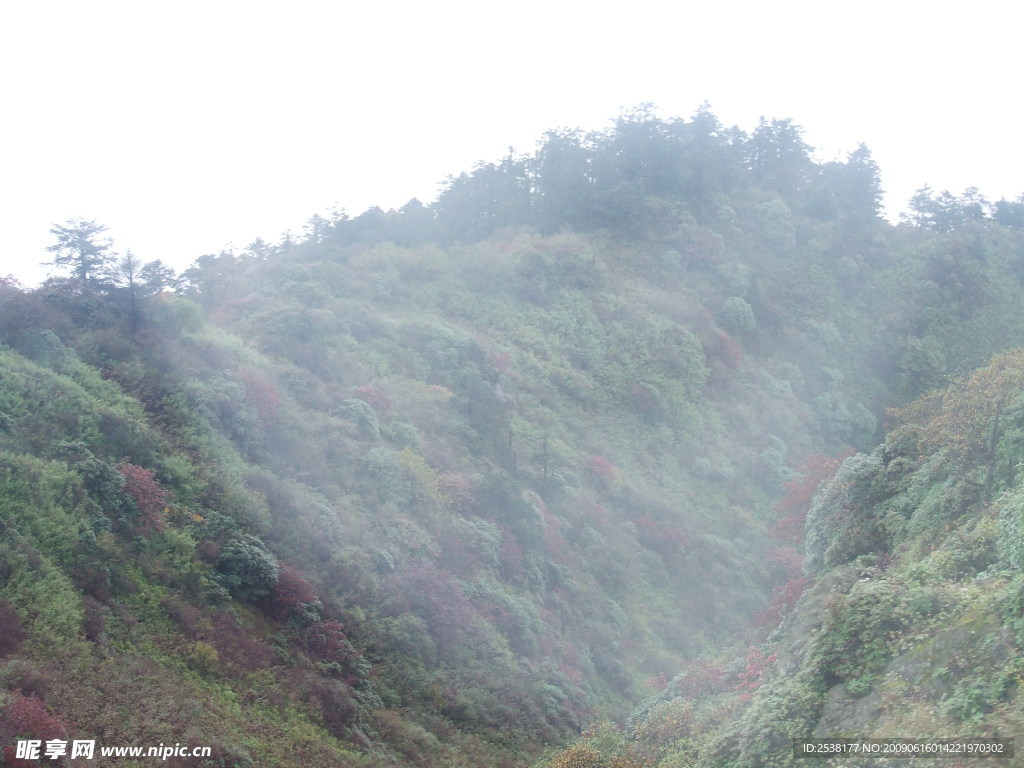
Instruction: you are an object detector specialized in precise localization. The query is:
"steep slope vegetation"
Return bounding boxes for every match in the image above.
[3,107,1024,766]
[543,350,1024,767]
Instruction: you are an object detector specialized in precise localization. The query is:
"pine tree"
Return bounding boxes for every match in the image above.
[46,218,116,286]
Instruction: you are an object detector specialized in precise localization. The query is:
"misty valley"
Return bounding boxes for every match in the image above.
[2,107,1024,767]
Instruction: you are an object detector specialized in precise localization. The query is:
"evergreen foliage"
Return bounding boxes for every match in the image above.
[546,351,1024,767]
[3,105,1024,767]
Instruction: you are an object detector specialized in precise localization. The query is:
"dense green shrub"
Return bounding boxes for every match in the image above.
[717,296,756,335]
[803,452,885,574]
[215,535,280,599]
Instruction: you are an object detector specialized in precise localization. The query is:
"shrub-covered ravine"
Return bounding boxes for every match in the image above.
[543,350,1024,767]
[4,106,1024,766]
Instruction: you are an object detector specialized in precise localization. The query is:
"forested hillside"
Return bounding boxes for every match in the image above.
[544,350,1024,767]
[3,106,1024,767]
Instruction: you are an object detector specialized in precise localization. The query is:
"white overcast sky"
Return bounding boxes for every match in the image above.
[2,1,1021,285]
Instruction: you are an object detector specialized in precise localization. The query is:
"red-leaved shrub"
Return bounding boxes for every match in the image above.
[1,692,69,766]
[263,563,317,620]
[771,451,851,544]
[735,646,777,701]
[116,461,169,530]
[237,368,282,424]
[354,385,391,412]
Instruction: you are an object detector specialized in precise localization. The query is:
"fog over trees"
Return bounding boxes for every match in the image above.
[3,106,1024,767]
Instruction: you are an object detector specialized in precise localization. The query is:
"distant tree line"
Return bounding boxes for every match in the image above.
[324,104,886,247]
[33,106,1024,320]
[29,218,179,335]
[904,185,1024,232]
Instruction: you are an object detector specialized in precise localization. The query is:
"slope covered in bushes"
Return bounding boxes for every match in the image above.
[3,107,1024,766]
[543,350,1024,767]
